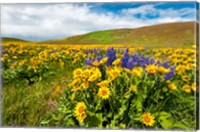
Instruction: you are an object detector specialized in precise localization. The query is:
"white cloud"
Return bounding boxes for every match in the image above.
[1,3,195,41]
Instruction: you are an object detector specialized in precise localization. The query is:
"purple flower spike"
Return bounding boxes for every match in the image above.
[96,55,102,61]
[162,60,169,68]
[85,58,93,66]
[126,58,137,69]
[164,66,175,80]
[106,48,117,66]
[121,49,129,68]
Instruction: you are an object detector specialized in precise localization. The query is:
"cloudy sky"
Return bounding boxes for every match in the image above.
[1,2,197,41]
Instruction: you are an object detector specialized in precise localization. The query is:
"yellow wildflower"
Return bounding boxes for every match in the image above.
[146,64,158,74]
[142,112,155,127]
[98,87,111,100]
[183,84,191,93]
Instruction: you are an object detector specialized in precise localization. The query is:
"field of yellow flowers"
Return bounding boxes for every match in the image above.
[1,42,199,130]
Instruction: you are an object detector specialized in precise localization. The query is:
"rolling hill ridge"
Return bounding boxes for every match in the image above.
[2,22,197,47]
[41,21,196,46]
[1,37,29,43]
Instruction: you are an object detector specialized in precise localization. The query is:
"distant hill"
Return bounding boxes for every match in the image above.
[41,21,196,47]
[1,37,29,43]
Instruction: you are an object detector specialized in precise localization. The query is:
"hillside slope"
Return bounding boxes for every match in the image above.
[42,22,196,46]
[1,37,29,43]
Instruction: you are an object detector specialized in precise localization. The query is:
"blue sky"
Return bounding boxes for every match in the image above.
[89,2,195,13]
[1,2,197,41]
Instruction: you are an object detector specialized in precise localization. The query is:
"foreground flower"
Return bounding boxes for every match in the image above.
[182,75,191,82]
[74,102,86,116]
[81,81,89,89]
[191,83,196,91]
[130,85,137,92]
[99,57,108,64]
[88,74,99,82]
[183,84,191,93]
[73,68,82,78]
[70,92,76,101]
[112,58,121,65]
[120,123,126,128]
[168,83,177,90]
[142,112,155,127]
[97,80,110,87]
[145,64,158,74]
[68,79,79,87]
[157,66,170,74]
[78,111,87,123]
[92,60,100,67]
[81,69,91,79]
[132,67,143,77]
[98,87,111,100]
[74,102,87,122]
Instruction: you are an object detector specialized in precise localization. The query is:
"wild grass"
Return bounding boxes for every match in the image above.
[2,67,73,126]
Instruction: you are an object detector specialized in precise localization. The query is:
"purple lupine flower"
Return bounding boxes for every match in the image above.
[85,50,89,54]
[96,55,102,61]
[149,58,155,65]
[85,58,93,66]
[121,49,129,68]
[162,60,169,68]
[125,48,129,53]
[164,66,175,80]
[138,55,147,68]
[106,48,117,66]
[156,60,161,66]
[92,48,97,53]
[131,54,140,64]
[126,58,137,69]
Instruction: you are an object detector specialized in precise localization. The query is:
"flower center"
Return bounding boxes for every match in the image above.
[76,71,81,75]
[78,106,84,113]
[101,90,108,96]
[144,116,150,123]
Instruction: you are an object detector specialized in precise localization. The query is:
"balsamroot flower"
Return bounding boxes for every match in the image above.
[183,84,191,93]
[168,83,177,90]
[142,112,155,127]
[98,87,111,100]
[74,102,87,122]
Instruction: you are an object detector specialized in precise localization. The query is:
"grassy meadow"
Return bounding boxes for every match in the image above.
[1,40,198,130]
[0,21,199,130]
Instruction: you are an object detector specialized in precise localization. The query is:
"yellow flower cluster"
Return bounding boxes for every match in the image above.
[106,66,122,81]
[146,65,170,74]
[74,102,87,122]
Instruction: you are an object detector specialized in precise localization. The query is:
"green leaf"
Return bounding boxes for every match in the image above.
[173,122,189,129]
[108,112,112,118]
[86,110,95,116]
[84,114,103,127]
[124,91,132,99]
[162,87,168,92]
[118,105,127,120]
[95,113,103,128]
[158,111,174,129]
[40,119,50,125]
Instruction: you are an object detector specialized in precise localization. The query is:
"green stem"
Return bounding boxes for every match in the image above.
[109,98,114,114]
